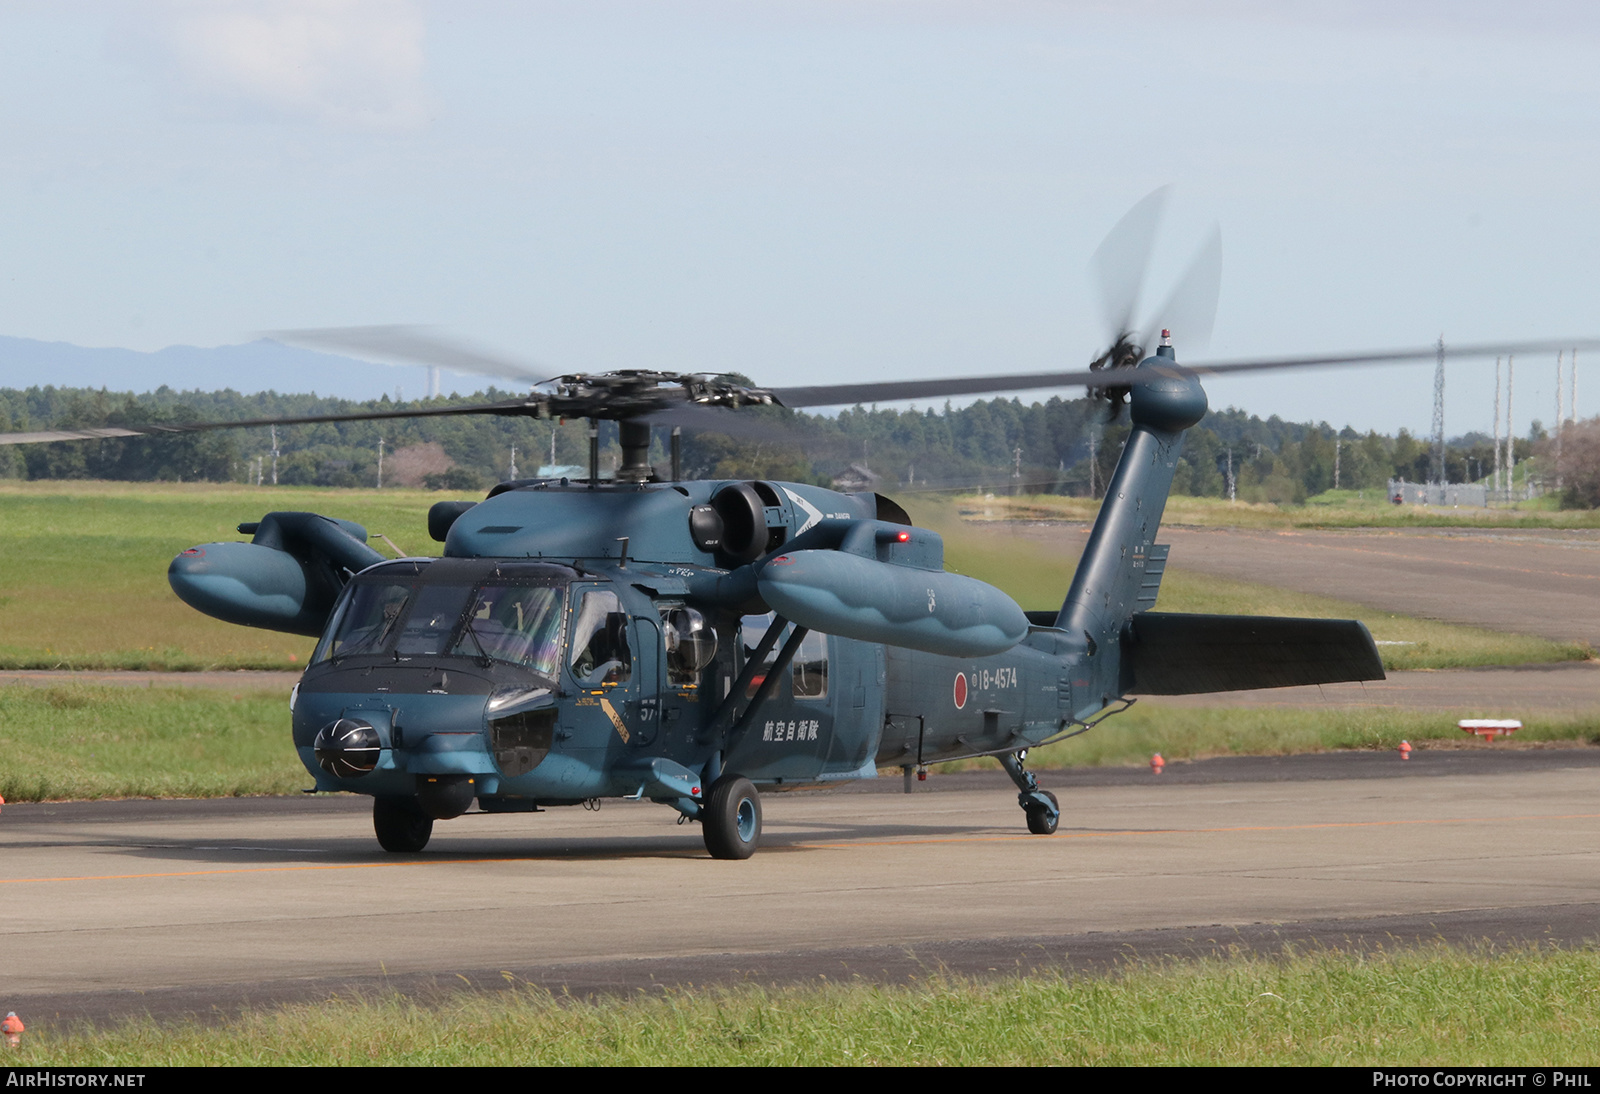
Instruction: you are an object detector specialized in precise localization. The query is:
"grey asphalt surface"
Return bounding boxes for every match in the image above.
[8,751,1600,1028]
[1003,521,1600,646]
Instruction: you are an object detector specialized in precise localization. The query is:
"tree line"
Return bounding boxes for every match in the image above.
[0,383,1555,505]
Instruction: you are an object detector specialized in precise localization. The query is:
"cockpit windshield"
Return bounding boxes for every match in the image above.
[313,566,568,679]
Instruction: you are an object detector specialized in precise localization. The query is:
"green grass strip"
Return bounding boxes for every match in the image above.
[0,684,305,801]
[19,946,1600,1065]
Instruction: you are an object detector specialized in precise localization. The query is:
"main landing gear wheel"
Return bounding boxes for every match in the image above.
[1025,791,1060,836]
[374,796,433,853]
[702,774,762,860]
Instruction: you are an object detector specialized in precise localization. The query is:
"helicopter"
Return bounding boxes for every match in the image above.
[134,327,1394,859]
[5,197,1593,859]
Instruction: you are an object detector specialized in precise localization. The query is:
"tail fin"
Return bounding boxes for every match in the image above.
[1055,343,1205,645]
[1050,344,1385,717]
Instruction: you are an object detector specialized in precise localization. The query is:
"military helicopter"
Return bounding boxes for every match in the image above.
[4,200,1592,859]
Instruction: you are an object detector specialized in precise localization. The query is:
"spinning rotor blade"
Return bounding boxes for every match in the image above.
[773,337,1600,409]
[1138,223,1222,357]
[268,325,554,388]
[1180,338,1600,380]
[774,369,1114,409]
[5,337,1600,447]
[0,397,543,446]
[1091,185,1168,341]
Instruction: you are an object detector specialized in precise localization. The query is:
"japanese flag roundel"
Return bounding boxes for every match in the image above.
[953,672,968,709]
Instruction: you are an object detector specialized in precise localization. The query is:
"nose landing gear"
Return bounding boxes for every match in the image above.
[374,796,434,853]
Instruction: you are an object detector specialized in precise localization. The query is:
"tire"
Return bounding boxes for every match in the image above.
[374,796,433,853]
[702,774,762,860]
[1025,790,1060,836]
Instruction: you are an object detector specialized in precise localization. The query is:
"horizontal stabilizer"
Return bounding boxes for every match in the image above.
[1124,612,1384,695]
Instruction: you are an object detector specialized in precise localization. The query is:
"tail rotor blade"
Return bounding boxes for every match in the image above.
[1091,185,1169,341]
[1140,223,1222,357]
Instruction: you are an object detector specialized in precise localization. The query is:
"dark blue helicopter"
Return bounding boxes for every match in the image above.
[136,328,1398,859]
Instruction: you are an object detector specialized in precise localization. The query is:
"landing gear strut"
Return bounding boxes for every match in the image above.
[999,750,1060,835]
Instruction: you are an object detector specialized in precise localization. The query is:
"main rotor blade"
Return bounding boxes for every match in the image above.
[774,369,1112,408]
[1091,186,1169,340]
[1138,223,1222,356]
[0,398,543,446]
[4,337,1597,446]
[267,326,553,387]
[773,337,1600,408]
[1184,338,1600,380]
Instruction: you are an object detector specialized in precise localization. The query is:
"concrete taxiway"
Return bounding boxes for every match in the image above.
[1002,521,1600,646]
[7,753,1600,1025]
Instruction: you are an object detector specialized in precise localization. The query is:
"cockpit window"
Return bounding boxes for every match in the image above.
[569,589,631,687]
[314,570,568,679]
[453,585,565,678]
[314,581,414,661]
[394,584,475,656]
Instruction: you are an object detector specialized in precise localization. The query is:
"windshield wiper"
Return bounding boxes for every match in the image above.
[458,619,496,669]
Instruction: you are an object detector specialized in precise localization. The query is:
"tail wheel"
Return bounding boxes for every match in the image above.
[374,796,433,853]
[1025,790,1060,836]
[702,774,762,860]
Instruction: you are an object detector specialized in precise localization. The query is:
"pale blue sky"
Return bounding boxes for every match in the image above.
[1,1,1597,437]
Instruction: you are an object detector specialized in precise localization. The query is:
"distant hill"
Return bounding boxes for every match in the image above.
[0,336,485,401]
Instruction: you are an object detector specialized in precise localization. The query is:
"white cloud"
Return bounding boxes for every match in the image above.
[157,0,432,130]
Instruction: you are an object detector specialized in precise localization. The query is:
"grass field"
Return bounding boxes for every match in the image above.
[0,684,305,801]
[0,479,1588,801]
[2,479,1578,672]
[19,945,1600,1065]
[0,480,439,670]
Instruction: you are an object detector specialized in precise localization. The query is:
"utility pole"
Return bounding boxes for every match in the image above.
[1430,335,1446,484]
[1493,357,1502,497]
[1087,431,1098,499]
[1333,437,1341,490]
[377,437,384,489]
[1505,354,1516,499]
[509,444,517,480]
[1011,446,1022,495]
[270,424,279,486]
[1556,351,1565,494]
[1226,448,1236,503]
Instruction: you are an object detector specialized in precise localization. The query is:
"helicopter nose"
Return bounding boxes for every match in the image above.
[313,717,381,778]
